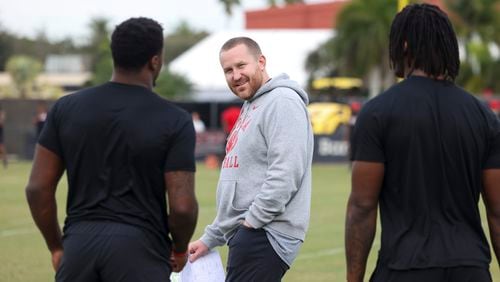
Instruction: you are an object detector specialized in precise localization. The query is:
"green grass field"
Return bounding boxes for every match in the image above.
[1,162,498,281]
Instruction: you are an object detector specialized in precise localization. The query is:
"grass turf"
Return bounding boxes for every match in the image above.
[0,161,498,281]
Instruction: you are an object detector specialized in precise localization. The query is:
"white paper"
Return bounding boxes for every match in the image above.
[174,250,226,282]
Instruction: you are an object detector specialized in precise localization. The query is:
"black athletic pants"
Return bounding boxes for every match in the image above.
[55,221,171,282]
[226,225,289,282]
[370,263,492,282]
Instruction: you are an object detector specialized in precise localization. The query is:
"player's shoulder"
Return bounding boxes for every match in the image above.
[151,95,191,120]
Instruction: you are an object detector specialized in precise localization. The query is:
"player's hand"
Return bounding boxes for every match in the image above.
[51,248,63,271]
[188,240,209,262]
[170,250,188,273]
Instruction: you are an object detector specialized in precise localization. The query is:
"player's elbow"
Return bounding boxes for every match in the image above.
[25,183,43,204]
[170,199,199,221]
[486,209,500,229]
[347,195,378,216]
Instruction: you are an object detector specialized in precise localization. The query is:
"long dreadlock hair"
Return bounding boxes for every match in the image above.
[389,3,459,81]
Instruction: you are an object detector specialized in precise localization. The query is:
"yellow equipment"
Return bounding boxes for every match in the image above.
[307,102,352,135]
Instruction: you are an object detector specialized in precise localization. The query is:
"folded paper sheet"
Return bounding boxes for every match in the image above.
[174,250,226,282]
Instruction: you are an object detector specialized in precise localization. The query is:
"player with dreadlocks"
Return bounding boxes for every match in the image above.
[389,3,459,80]
[346,3,500,282]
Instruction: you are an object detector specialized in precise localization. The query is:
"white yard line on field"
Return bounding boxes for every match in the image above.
[0,227,37,237]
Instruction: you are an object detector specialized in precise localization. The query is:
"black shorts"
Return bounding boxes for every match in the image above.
[56,221,171,282]
[370,263,492,282]
[226,225,289,282]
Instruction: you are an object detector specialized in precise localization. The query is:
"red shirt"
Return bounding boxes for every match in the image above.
[221,106,241,133]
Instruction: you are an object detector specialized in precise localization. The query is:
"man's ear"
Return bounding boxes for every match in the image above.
[149,55,162,72]
[259,55,266,71]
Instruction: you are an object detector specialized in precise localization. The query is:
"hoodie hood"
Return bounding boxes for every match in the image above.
[251,73,309,105]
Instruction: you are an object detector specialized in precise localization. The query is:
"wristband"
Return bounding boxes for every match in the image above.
[173,250,188,257]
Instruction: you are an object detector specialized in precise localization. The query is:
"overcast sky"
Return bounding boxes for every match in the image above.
[0,0,333,44]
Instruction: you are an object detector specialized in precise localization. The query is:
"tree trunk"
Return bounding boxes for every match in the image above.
[367,66,382,98]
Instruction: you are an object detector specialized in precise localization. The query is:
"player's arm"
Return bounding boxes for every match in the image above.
[166,171,198,253]
[166,171,198,271]
[164,116,198,271]
[345,161,384,282]
[25,144,65,270]
[482,168,500,266]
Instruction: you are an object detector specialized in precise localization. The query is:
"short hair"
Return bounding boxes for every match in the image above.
[220,37,262,58]
[389,4,460,80]
[111,17,164,71]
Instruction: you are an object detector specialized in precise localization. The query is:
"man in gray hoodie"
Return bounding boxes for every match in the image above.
[188,37,314,281]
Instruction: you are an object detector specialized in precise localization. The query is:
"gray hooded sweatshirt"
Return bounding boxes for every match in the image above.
[200,73,313,265]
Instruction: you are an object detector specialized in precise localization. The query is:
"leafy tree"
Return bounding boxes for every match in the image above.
[445,0,500,93]
[0,26,78,71]
[446,0,498,41]
[268,0,304,7]
[81,18,196,100]
[84,18,111,73]
[164,21,208,65]
[89,39,113,86]
[219,0,304,15]
[155,68,193,101]
[161,21,205,100]
[220,0,241,15]
[305,37,336,81]
[82,18,113,86]
[307,0,396,97]
[0,29,14,71]
[5,55,42,98]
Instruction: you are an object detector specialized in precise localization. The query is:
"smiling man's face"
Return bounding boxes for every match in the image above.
[220,43,266,100]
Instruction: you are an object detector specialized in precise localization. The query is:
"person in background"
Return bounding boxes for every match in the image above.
[221,105,241,137]
[25,17,198,281]
[33,101,48,139]
[346,4,500,282]
[188,37,314,281]
[346,101,362,168]
[191,111,206,133]
[488,99,500,119]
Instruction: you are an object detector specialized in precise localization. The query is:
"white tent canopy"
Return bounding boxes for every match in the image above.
[169,29,333,101]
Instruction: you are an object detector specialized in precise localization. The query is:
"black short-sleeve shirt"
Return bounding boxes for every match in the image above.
[351,75,500,270]
[39,82,196,258]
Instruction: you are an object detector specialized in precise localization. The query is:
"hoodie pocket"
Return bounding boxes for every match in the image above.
[217,180,250,213]
[231,181,251,211]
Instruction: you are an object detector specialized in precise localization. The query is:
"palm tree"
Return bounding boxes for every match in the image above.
[308,0,397,97]
[269,0,305,6]
[164,21,209,65]
[219,0,304,16]
[445,0,498,41]
[220,0,241,16]
[305,37,337,81]
[445,0,500,93]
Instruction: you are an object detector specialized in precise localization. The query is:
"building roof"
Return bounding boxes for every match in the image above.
[246,0,349,29]
[45,54,90,73]
[169,29,333,101]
